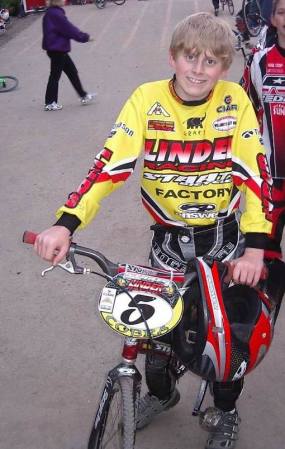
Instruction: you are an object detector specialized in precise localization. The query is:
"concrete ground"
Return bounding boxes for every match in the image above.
[1,1,285,449]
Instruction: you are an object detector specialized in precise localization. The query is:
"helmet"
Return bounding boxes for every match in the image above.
[172,257,284,382]
[0,9,9,21]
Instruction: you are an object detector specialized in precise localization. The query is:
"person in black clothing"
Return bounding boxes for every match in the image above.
[212,0,220,15]
[42,0,95,111]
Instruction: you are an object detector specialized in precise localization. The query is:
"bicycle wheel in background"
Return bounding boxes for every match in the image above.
[227,0,234,15]
[0,75,18,93]
[88,376,136,449]
[94,0,105,8]
[242,0,262,37]
[113,0,126,4]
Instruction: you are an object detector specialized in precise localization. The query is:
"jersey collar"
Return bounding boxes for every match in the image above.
[169,75,213,106]
[276,42,285,57]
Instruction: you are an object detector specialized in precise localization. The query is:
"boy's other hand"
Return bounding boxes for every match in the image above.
[228,248,264,287]
[34,226,71,265]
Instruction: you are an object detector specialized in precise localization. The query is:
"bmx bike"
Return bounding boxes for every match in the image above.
[23,231,280,449]
[0,75,18,93]
[94,0,126,9]
[242,0,264,37]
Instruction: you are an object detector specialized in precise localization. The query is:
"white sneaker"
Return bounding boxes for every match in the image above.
[44,101,63,111]
[136,389,180,430]
[81,92,96,105]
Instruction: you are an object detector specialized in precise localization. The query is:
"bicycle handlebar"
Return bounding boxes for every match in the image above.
[23,230,119,277]
[22,230,268,283]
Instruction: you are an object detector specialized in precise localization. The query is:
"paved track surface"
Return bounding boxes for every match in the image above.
[1,1,285,449]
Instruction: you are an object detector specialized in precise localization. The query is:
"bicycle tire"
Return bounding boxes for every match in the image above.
[113,0,126,4]
[242,0,262,37]
[0,75,18,93]
[88,376,136,449]
[228,0,234,15]
[94,0,105,8]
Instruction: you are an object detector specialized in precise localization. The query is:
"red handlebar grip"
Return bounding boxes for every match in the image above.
[23,231,38,244]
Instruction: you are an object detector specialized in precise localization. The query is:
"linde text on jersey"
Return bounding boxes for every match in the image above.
[144,137,232,172]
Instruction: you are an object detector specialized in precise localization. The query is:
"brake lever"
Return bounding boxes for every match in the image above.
[41,260,90,277]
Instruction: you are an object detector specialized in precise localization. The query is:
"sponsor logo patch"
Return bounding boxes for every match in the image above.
[147,102,170,117]
[216,104,238,113]
[176,203,217,219]
[184,114,206,129]
[148,120,175,131]
[213,116,237,131]
[273,104,285,115]
[216,96,238,113]
[241,128,260,139]
[109,122,134,138]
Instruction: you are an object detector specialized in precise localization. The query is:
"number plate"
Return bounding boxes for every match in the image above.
[98,267,183,339]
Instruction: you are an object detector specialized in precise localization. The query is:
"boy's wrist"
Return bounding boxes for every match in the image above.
[244,232,268,250]
[54,212,81,235]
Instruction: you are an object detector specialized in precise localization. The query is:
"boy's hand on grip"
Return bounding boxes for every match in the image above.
[34,226,71,265]
[229,248,264,287]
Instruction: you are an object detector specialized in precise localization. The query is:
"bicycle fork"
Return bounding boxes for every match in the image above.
[91,338,142,434]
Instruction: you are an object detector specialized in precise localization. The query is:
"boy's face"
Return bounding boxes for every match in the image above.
[271,0,285,46]
[169,50,228,102]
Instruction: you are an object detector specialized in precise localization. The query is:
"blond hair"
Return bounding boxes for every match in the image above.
[169,12,235,69]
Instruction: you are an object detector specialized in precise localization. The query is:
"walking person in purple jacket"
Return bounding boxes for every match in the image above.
[42,0,95,111]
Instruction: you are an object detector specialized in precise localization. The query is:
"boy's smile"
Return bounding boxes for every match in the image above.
[169,50,228,102]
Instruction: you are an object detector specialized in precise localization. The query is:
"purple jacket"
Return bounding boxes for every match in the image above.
[42,6,89,52]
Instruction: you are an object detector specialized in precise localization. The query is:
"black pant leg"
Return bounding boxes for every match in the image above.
[212,0,219,9]
[45,51,65,104]
[213,378,244,412]
[62,53,87,98]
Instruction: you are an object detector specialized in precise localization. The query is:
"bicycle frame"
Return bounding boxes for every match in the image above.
[23,231,281,449]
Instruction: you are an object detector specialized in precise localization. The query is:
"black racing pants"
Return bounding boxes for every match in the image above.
[45,51,87,105]
[212,0,219,9]
[146,214,245,412]
[266,179,285,260]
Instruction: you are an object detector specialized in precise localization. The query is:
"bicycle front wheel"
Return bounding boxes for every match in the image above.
[0,75,18,93]
[228,0,234,15]
[88,376,136,449]
[113,0,126,4]
[94,0,105,8]
[242,0,262,37]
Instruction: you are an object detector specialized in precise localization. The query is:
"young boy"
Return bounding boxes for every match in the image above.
[34,13,272,449]
[241,0,284,260]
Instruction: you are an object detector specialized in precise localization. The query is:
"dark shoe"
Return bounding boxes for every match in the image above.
[200,407,240,449]
[136,389,180,430]
[214,8,219,16]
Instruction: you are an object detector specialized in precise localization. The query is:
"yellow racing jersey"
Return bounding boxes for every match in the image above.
[57,78,272,239]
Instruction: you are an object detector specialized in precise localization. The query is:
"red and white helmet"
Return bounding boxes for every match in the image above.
[173,257,283,382]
